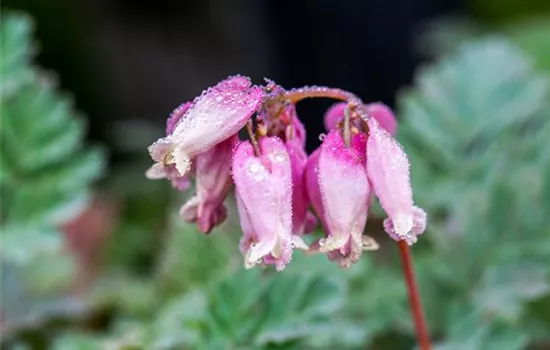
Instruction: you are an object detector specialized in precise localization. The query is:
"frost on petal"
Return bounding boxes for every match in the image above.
[146,75,262,177]
[383,206,427,245]
[367,117,416,239]
[168,75,263,174]
[317,130,371,266]
[232,137,302,270]
[166,101,192,135]
[148,138,173,163]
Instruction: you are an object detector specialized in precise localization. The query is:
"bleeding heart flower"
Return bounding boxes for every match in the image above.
[232,136,308,271]
[307,130,378,267]
[147,75,263,177]
[366,117,427,245]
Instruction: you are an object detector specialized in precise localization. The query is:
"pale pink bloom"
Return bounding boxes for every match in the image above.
[147,75,262,177]
[179,135,237,233]
[313,130,377,267]
[232,137,307,271]
[366,117,427,245]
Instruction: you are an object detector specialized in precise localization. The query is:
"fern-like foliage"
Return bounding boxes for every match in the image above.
[398,38,550,349]
[0,13,105,264]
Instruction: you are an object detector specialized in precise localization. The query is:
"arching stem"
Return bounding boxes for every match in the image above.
[284,86,361,105]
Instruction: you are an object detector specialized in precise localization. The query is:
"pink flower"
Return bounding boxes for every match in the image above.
[179,135,237,233]
[366,117,426,245]
[147,75,263,177]
[323,102,397,136]
[306,131,378,267]
[232,136,308,271]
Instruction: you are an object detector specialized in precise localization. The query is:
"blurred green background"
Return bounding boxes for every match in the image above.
[1,0,550,349]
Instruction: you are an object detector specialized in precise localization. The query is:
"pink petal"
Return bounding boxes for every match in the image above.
[304,149,327,229]
[159,75,263,175]
[192,135,237,233]
[365,102,397,136]
[232,137,304,270]
[318,130,370,258]
[366,117,414,238]
[166,101,192,135]
[286,141,310,235]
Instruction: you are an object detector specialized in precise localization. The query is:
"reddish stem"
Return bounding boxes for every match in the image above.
[284,86,360,104]
[397,240,432,350]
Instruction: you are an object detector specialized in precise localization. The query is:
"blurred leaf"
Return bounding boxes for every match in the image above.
[1,73,105,266]
[254,273,345,345]
[0,12,35,100]
[147,290,207,349]
[1,225,62,264]
[51,332,103,350]
[473,263,550,321]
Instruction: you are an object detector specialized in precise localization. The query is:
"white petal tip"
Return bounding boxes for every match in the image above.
[145,163,167,179]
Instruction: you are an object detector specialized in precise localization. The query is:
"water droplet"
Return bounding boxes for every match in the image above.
[319,133,326,141]
[249,162,260,173]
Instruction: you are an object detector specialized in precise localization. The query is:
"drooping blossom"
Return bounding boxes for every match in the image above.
[232,136,308,271]
[179,135,237,234]
[306,130,378,267]
[366,116,426,245]
[147,75,263,177]
[258,87,316,234]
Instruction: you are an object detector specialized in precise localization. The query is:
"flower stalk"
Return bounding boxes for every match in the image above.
[398,240,432,350]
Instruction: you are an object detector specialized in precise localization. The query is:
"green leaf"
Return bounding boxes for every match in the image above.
[0,12,35,100]
[0,66,105,265]
[1,225,63,264]
[254,273,345,346]
[148,290,207,349]
[400,38,547,172]
[473,263,550,321]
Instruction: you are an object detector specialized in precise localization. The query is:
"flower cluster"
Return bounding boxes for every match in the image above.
[147,75,427,270]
